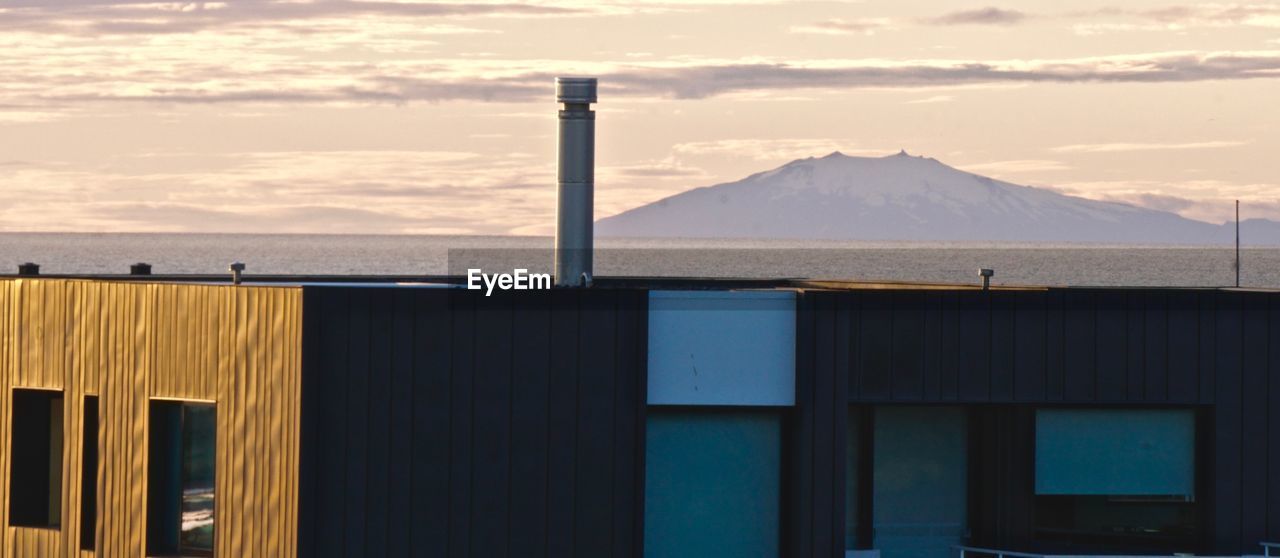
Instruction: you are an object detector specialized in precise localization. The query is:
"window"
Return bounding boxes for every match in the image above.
[9,388,64,528]
[1033,409,1200,552]
[81,396,99,550]
[844,406,968,558]
[147,401,215,556]
[643,409,782,558]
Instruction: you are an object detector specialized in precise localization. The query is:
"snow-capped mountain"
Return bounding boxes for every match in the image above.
[597,151,1275,244]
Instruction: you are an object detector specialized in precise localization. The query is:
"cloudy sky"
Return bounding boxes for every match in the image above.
[1,0,1278,234]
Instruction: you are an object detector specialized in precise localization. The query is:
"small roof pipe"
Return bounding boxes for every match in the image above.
[554,77,597,287]
[979,268,994,291]
[230,262,246,285]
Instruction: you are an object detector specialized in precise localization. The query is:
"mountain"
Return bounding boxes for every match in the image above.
[597,151,1279,245]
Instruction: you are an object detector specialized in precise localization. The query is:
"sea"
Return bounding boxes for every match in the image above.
[1,233,1278,288]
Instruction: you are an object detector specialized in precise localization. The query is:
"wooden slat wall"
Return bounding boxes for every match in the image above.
[0,279,302,558]
[799,288,1280,556]
[296,287,648,558]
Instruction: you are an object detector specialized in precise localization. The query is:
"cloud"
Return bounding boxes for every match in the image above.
[672,138,878,161]
[0,148,717,235]
[0,0,820,36]
[1050,140,1248,153]
[0,1,580,36]
[789,18,892,36]
[88,202,436,233]
[8,47,1280,114]
[1071,4,1280,33]
[924,7,1027,26]
[1098,193,1198,213]
[905,95,953,104]
[959,159,1073,174]
[603,159,709,179]
[0,150,564,234]
[602,51,1280,99]
[1054,179,1280,223]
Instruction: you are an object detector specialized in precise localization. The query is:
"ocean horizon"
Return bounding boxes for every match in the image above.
[1,232,1277,288]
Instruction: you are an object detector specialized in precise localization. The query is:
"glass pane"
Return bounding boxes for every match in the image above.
[148,401,183,554]
[644,409,782,558]
[1035,409,1195,497]
[873,406,967,558]
[180,405,216,552]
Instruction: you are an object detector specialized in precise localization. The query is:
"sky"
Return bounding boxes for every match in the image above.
[1,0,1278,235]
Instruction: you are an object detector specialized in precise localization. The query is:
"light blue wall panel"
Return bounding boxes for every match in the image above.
[647,290,795,406]
[1035,409,1196,496]
[643,410,782,558]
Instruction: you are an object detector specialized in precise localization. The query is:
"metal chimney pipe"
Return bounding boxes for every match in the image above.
[554,77,597,287]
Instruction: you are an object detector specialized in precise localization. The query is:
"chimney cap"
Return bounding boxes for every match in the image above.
[556,77,597,104]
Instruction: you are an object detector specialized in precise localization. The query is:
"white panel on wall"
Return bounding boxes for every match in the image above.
[647,290,796,406]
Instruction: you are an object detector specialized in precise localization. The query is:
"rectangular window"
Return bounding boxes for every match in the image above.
[1033,409,1200,552]
[871,406,968,558]
[8,388,64,529]
[643,409,782,558]
[845,406,969,558]
[81,396,99,550]
[1035,409,1195,497]
[148,401,215,556]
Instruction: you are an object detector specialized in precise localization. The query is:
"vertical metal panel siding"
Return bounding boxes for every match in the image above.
[296,287,648,558]
[790,292,845,558]
[805,288,1280,556]
[0,279,302,558]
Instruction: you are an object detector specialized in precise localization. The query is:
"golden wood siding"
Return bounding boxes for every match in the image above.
[0,280,302,558]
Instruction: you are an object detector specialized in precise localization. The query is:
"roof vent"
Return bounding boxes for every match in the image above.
[554,77,597,287]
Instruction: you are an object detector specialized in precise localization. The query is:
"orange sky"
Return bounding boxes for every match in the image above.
[1,0,1278,234]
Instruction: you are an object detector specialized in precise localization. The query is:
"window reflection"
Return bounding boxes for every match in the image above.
[180,405,215,552]
[148,400,215,556]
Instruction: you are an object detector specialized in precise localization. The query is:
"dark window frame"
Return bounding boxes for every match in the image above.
[845,403,974,552]
[8,387,65,530]
[147,399,216,557]
[1027,404,1208,555]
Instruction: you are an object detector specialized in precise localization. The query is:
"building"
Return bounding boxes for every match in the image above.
[1,276,1278,557]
